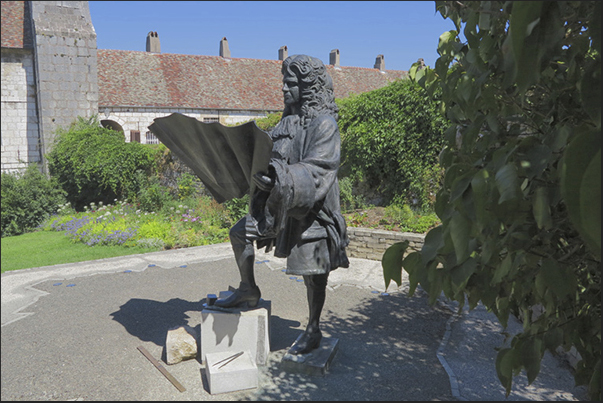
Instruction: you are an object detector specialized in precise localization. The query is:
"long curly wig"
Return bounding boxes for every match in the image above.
[281,54,338,125]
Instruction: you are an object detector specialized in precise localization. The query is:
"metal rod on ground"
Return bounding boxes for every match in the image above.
[213,351,244,369]
[137,346,186,392]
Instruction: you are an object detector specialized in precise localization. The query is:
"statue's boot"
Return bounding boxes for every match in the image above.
[288,329,322,355]
[214,229,261,308]
[214,282,261,308]
[287,273,328,355]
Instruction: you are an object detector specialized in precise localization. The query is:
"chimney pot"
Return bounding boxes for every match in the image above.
[329,49,340,67]
[278,45,288,61]
[220,37,231,58]
[374,54,385,71]
[146,31,160,53]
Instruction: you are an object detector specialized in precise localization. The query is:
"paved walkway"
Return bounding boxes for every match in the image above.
[1,243,588,400]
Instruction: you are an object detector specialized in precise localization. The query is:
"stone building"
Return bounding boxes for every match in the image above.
[1,1,97,172]
[1,1,408,173]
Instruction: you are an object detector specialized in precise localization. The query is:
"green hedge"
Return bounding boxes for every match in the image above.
[1,164,67,237]
[337,79,448,209]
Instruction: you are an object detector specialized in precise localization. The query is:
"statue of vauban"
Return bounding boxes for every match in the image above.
[150,54,349,356]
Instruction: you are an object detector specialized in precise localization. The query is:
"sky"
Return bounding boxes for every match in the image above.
[89,1,457,72]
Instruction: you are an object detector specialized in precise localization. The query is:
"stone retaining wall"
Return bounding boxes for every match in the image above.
[346,227,425,261]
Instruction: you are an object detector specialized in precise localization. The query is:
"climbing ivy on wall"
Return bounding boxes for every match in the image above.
[336,79,449,209]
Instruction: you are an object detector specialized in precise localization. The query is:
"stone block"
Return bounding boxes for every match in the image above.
[205,350,258,394]
[165,325,198,365]
[281,337,339,376]
[201,297,271,366]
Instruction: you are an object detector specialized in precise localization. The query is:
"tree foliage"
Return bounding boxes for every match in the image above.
[337,79,449,209]
[383,1,600,399]
[47,116,157,211]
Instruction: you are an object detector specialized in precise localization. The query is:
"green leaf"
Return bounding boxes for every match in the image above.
[471,169,490,224]
[421,225,444,265]
[532,187,552,230]
[438,30,459,56]
[382,241,409,290]
[402,251,423,296]
[579,150,601,258]
[539,258,577,299]
[506,1,543,91]
[496,348,518,396]
[522,144,552,179]
[449,171,474,203]
[450,211,471,263]
[450,256,477,287]
[579,60,601,129]
[588,359,601,401]
[543,327,563,352]
[521,338,542,384]
[592,2,601,54]
[478,3,491,31]
[491,254,512,285]
[495,163,520,204]
[560,127,602,259]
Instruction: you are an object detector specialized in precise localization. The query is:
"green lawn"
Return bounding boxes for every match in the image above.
[1,230,161,273]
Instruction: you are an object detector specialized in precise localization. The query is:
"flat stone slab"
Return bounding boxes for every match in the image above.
[205,350,258,395]
[281,337,339,376]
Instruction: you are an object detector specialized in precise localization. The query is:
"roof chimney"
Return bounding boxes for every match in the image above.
[146,31,160,53]
[374,54,385,71]
[220,37,230,58]
[278,45,288,61]
[329,49,340,67]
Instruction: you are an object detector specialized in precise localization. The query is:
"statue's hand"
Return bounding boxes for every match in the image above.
[253,172,275,192]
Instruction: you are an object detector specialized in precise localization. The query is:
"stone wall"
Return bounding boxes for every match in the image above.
[1,49,40,172]
[29,1,98,169]
[346,227,425,261]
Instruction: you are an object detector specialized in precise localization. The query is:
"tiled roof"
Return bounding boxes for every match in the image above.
[1,1,33,49]
[98,49,407,110]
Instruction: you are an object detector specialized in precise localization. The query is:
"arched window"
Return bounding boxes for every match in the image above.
[100,119,124,133]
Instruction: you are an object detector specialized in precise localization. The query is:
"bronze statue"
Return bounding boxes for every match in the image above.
[149,54,349,356]
[214,54,349,355]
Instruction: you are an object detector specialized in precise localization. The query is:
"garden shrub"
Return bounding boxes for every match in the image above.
[384,202,441,233]
[253,112,282,131]
[222,194,249,224]
[46,116,156,211]
[1,164,67,237]
[152,144,207,199]
[137,220,174,246]
[134,171,172,212]
[337,79,448,209]
[176,172,199,200]
[229,112,283,131]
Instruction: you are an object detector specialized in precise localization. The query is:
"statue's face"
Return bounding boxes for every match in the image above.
[282,71,300,106]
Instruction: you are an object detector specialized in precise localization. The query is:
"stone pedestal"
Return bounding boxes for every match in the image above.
[200,297,271,366]
[205,350,258,394]
[281,337,339,376]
